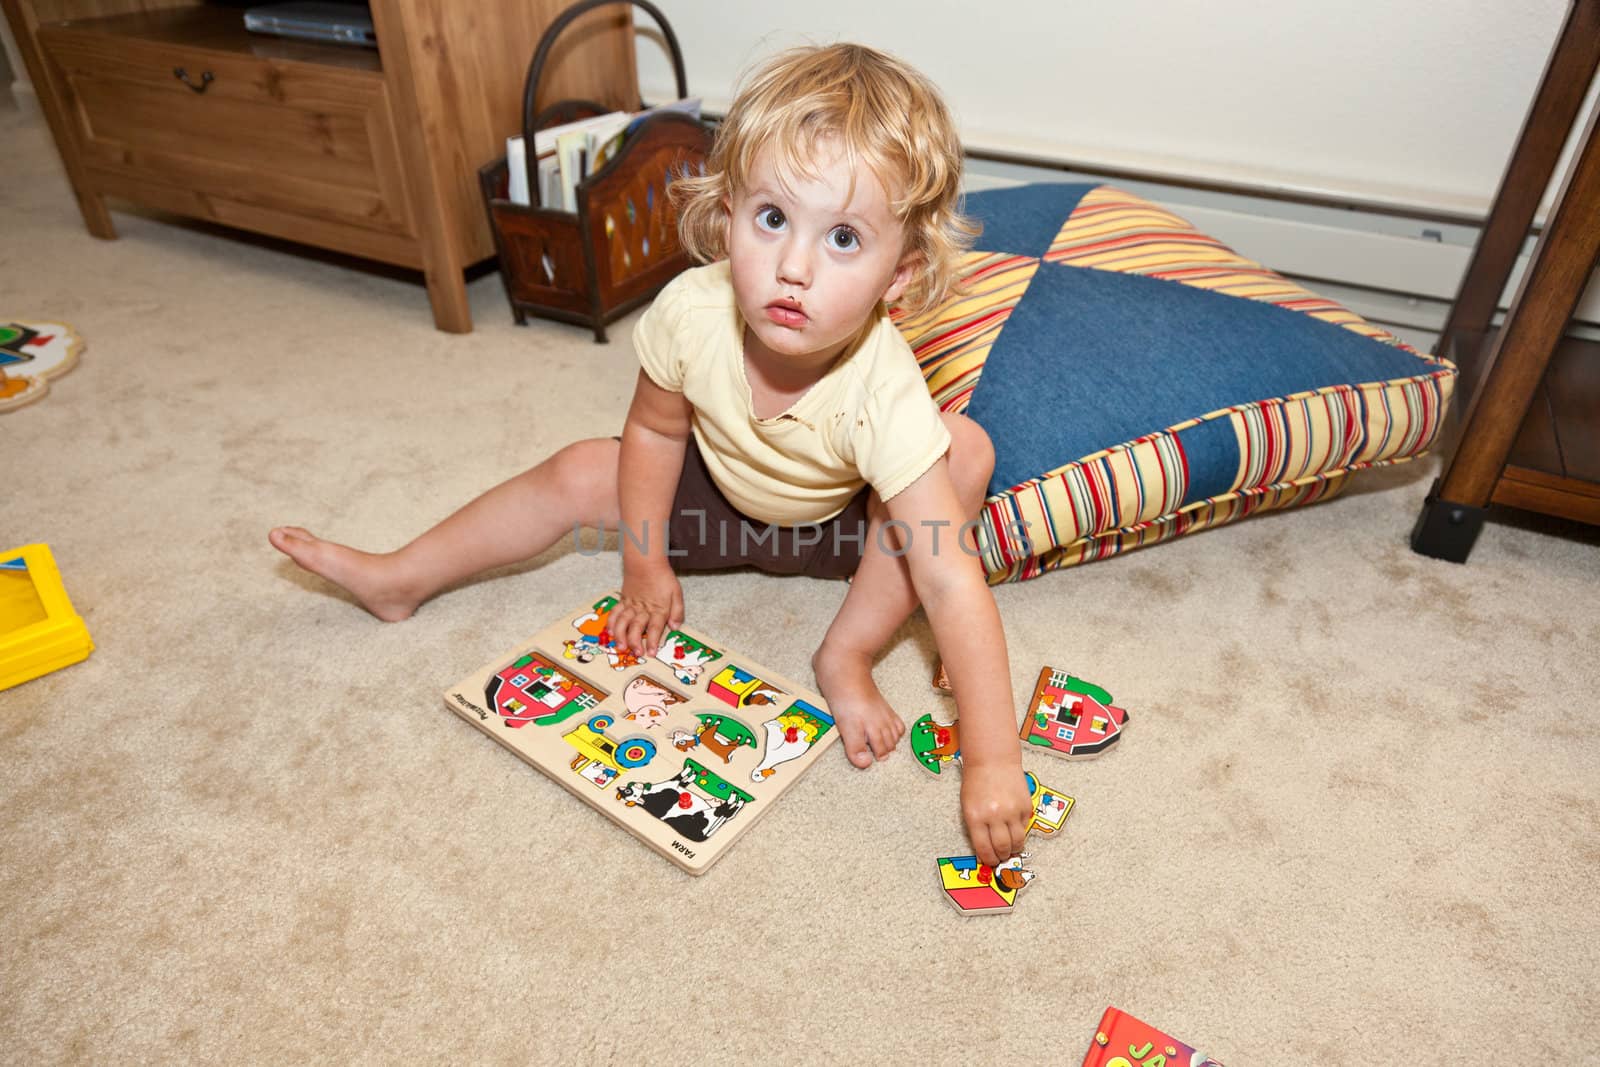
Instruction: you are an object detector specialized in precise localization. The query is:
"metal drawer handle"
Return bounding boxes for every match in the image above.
[172,67,214,94]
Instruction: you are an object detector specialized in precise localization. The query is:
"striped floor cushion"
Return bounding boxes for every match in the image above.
[892,182,1456,583]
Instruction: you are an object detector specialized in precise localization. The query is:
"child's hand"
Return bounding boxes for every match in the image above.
[612,565,684,657]
[960,761,1033,867]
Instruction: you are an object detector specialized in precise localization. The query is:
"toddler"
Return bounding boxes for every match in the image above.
[270,43,1034,864]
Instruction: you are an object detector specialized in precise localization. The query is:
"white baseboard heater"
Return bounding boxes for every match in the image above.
[962,150,1600,348]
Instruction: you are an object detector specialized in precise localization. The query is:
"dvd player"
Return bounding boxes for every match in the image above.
[243,2,377,48]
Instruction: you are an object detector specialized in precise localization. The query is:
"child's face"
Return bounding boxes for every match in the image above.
[726,139,915,369]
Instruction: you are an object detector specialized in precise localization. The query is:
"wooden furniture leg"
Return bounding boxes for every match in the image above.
[422,262,473,334]
[1433,0,1600,397]
[1411,94,1600,560]
[0,0,117,238]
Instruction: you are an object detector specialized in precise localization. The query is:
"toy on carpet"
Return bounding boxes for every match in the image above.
[1021,666,1130,759]
[1082,1006,1225,1066]
[936,770,1073,915]
[910,712,961,774]
[0,544,94,692]
[0,320,83,413]
[444,592,838,875]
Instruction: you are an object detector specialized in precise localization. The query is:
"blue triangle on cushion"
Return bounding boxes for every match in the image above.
[965,183,1099,258]
[965,261,1435,496]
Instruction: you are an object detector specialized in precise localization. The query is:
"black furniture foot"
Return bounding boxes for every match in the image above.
[1410,478,1489,562]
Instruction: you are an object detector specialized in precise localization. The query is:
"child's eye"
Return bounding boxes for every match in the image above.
[826,226,860,252]
[755,206,786,232]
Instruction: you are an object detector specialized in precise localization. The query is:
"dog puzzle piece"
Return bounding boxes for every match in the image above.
[910,713,961,774]
[936,853,1034,915]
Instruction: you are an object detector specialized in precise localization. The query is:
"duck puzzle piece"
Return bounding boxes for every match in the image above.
[1020,666,1130,759]
[910,713,961,774]
[752,699,834,781]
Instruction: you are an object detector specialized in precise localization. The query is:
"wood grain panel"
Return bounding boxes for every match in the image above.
[45,29,413,235]
[31,0,196,22]
[87,165,423,267]
[1545,336,1600,483]
[7,0,641,331]
[1494,465,1600,525]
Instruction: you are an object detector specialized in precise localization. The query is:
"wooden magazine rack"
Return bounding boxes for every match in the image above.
[479,0,711,341]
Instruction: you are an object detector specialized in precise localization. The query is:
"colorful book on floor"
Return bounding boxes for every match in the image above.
[1082,1006,1224,1067]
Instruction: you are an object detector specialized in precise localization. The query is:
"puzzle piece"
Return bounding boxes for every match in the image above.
[1020,666,1129,759]
[936,853,1034,914]
[910,713,961,774]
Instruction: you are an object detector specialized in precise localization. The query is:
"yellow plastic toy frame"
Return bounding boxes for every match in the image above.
[0,543,93,692]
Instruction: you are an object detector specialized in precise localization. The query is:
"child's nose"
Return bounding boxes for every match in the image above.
[777,239,811,288]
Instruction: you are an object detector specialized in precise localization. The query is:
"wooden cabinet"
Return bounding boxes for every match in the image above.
[2,0,640,332]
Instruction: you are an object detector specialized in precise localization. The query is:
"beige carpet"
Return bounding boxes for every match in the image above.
[4,100,1598,1065]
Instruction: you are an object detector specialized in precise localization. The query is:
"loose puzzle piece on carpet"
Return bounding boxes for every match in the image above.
[1020,666,1130,759]
[911,712,960,774]
[0,320,83,413]
[444,593,838,875]
[936,771,1073,915]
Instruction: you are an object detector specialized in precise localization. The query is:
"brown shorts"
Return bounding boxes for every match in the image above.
[664,435,871,580]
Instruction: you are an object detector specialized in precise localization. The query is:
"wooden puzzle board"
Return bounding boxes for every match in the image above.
[443,592,839,875]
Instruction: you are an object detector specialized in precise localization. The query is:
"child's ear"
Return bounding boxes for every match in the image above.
[881,251,922,304]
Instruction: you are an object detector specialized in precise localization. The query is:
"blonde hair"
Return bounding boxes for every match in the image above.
[673,43,975,318]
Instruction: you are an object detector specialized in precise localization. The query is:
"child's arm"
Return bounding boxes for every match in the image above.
[609,370,693,657]
[884,459,1034,866]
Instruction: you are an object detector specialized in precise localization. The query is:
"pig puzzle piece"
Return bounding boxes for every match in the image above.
[937,771,1073,915]
[910,713,960,774]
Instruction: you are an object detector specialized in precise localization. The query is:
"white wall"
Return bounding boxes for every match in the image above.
[634,0,1575,217]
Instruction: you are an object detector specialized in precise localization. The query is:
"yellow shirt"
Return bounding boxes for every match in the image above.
[633,261,951,526]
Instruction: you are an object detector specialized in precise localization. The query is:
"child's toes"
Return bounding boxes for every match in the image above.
[838,719,874,768]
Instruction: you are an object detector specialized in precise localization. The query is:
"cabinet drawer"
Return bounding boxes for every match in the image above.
[40,26,417,252]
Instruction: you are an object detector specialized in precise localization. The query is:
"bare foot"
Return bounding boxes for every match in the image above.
[812,642,905,768]
[268,526,423,622]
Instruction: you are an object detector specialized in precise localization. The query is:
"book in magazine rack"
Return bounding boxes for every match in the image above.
[478,0,712,341]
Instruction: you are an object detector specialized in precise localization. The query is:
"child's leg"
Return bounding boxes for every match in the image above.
[269,437,622,620]
[812,413,995,767]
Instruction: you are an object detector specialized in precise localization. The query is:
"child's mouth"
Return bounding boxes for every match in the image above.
[765,300,807,328]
